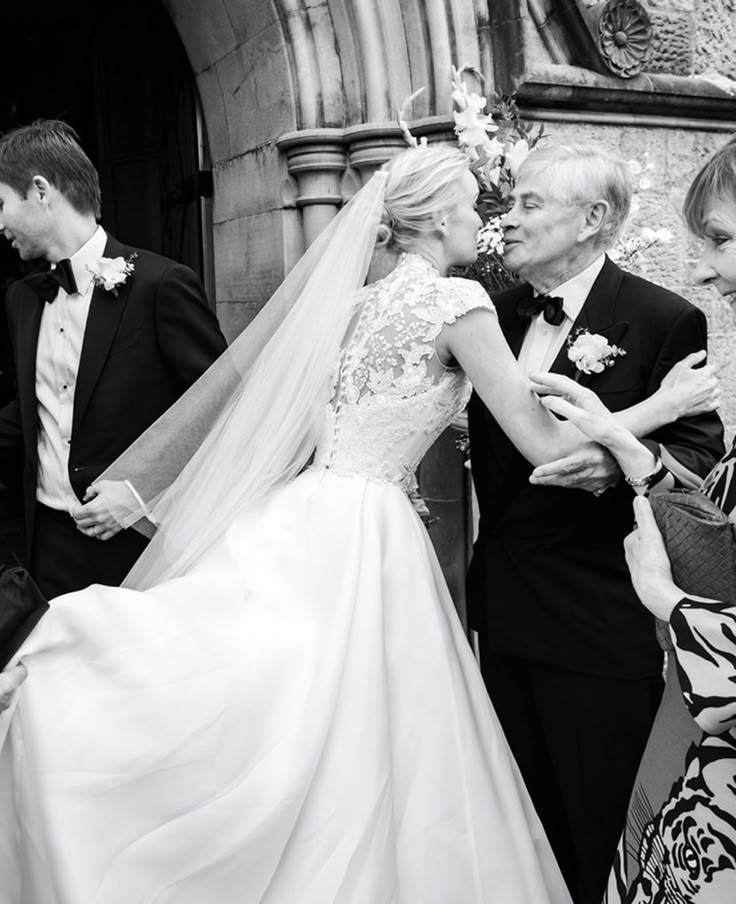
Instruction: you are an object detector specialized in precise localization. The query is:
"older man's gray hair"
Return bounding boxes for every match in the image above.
[518,143,633,249]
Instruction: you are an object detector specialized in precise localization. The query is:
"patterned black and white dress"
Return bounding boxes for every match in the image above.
[606,443,736,903]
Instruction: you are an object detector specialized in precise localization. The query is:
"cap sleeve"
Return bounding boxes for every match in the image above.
[436,278,496,326]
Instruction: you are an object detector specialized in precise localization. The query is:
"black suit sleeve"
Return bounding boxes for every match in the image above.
[154,264,228,386]
[642,305,725,482]
[0,294,25,474]
[0,398,24,473]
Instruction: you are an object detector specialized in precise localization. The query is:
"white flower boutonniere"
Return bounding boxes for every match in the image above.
[87,252,138,296]
[567,328,626,382]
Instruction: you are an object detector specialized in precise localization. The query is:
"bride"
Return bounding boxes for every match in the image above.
[0,146,716,903]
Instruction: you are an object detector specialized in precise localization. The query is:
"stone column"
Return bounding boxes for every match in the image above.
[343,123,407,185]
[275,129,347,247]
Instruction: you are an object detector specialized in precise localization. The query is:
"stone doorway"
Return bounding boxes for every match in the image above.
[0,0,211,565]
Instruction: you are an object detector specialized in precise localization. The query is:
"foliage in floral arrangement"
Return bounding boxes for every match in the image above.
[446,66,546,294]
[397,66,675,296]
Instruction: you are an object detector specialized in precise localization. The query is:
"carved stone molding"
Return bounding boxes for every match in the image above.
[275,129,347,246]
[277,120,457,242]
[593,0,653,78]
[528,0,653,81]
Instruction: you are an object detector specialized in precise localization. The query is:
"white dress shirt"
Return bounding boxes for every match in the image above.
[36,226,108,512]
[517,255,606,375]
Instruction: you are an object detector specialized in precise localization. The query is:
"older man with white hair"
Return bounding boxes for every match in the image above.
[466,143,725,904]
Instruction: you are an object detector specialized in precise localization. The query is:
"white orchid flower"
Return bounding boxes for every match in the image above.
[505,139,531,177]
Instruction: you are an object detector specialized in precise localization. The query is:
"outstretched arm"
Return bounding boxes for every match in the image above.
[529,363,720,491]
[440,308,584,466]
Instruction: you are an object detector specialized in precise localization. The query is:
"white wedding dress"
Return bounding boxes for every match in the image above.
[0,254,571,904]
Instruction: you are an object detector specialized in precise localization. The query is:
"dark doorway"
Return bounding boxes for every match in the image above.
[0,0,211,564]
[0,0,209,279]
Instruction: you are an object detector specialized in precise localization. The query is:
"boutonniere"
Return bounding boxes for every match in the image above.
[87,252,138,296]
[567,328,626,382]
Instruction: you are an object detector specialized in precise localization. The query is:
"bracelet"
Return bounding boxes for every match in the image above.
[625,458,664,489]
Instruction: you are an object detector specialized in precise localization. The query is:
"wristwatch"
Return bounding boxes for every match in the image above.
[625,458,664,489]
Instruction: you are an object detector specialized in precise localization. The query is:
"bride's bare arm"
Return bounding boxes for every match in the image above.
[598,351,719,437]
[439,308,583,466]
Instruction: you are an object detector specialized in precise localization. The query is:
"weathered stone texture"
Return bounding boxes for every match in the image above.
[546,119,736,436]
[647,10,694,74]
[693,0,736,77]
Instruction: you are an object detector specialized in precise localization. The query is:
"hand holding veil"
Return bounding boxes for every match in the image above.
[95,171,388,590]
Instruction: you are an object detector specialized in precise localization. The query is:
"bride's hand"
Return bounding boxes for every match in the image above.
[657,350,721,420]
[528,372,618,445]
[0,663,27,713]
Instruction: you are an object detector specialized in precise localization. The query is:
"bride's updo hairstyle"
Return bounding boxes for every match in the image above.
[376,145,471,252]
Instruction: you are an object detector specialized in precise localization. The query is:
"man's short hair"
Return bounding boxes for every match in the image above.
[518,143,632,249]
[0,119,101,218]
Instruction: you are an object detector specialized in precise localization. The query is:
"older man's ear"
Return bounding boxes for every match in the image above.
[580,200,610,244]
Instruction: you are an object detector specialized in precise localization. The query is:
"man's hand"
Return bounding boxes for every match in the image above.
[529,441,621,494]
[0,663,27,713]
[71,482,127,541]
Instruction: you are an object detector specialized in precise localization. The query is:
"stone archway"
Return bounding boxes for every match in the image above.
[160,0,496,336]
[159,0,496,615]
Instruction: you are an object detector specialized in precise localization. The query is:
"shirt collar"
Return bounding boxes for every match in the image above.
[65,225,108,296]
[536,255,606,323]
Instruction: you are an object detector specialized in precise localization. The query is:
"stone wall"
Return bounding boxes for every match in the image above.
[158,0,736,435]
[525,120,735,436]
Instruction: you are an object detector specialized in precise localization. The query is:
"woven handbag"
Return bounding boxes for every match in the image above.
[649,489,736,650]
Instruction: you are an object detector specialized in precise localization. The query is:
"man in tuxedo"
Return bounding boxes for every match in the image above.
[0,120,227,599]
[466,143,724,904]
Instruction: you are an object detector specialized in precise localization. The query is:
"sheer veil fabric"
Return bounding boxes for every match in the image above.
[0,167,575,904]
[98,172,388,590]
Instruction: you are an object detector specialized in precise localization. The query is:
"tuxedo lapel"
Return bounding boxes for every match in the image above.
[14,283,45,456]
[548,256,629,385]
[498,284,533,360]
[72,236,134,435]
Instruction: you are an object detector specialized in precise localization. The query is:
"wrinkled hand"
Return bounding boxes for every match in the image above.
[529,371,619,446]
[659,350,721,419]
[71,482,127,540]
[0,663,27,713]
[624,496,681,621]
[529,441,621,494]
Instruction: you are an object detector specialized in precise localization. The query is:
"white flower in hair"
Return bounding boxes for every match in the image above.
[397,88,428,149]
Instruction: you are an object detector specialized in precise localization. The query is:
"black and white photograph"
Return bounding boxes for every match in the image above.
[0,1,735,902]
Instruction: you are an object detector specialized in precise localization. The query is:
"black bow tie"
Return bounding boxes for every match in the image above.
[25,258,78,303]
[516,294,565,327]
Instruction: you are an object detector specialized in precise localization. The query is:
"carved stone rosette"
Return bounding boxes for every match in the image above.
[595,0,653,78]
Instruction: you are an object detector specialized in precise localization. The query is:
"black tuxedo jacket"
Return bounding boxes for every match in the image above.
[466,257,725,679]
[0,234,227,558]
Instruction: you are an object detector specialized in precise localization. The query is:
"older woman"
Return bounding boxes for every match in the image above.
[532,139,736,903]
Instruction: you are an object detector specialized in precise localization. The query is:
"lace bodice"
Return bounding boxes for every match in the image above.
[313,254,495,491]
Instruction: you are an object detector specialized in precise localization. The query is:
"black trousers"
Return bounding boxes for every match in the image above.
[480,647,663,904]
[30,503,148,600]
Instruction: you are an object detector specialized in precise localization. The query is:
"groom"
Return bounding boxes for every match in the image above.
[467,143,724,904]
[0,120,227,599]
